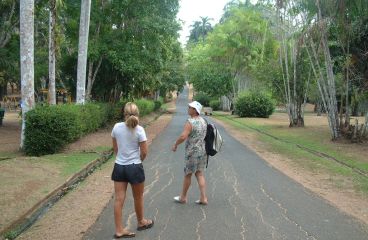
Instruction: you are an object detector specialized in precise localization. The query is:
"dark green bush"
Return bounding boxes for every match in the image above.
[114,99,129,121]
[209,100,221,111]
[193,92,210,107]
[24,103,111,156]
[235,91,275,118]
[154,97,163,111]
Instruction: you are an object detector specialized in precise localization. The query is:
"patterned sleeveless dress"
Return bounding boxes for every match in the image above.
[184,117,207,174]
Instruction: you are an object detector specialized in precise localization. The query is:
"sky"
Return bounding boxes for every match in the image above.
[177,0,258,46]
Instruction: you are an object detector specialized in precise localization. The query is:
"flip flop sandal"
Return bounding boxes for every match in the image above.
[137,219,154,231]
[195,200,208,205]
[173,196,186,204]
[113,232,136,238]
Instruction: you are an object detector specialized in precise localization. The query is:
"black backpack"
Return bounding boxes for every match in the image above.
[203,118,223,167]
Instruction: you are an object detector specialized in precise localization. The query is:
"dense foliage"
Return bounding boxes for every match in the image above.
[0,0,185,101]
[193,92,211,107]
[209,99,221,111]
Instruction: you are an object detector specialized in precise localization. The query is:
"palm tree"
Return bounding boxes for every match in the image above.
[76,0,91,104]
[20,0,35,148]
[199,16,213,42]
[48,0,56,104]
[189,17,213,44]
[189,21,201,43]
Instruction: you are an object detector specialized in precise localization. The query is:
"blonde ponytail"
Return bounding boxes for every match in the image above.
[124,102,140,129]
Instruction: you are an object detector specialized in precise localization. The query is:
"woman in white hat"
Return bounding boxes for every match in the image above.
[172,101,208,205]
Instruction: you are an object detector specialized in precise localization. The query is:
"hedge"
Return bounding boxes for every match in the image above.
[24,103,113,156]
[114,98,158,121]
[193,92,210,107]
[209,100,221,111]
[235,91,275,118]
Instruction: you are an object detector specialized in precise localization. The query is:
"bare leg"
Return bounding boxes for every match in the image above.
[180,173,192,202]
[195,171,208,204]
[114,181,130,235]
[131,182,153,227]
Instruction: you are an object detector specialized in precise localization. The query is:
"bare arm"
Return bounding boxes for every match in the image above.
[139,141,148,161]
[112,138,118,156]
[172,122,192,152]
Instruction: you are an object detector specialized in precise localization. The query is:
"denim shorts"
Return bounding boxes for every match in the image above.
[111,163,145,184]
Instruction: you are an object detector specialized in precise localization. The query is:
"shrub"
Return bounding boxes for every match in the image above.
[193,92,210,107]
[135,99,155,116]
[114,98,158,121]
[153,97,163,111]
[114,99,129,121]
[24,103,111,156]
[235,91,275,118]
[209,100,221,111]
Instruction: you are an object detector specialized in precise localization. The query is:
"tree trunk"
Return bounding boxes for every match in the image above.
[20,0,35,149]
[76,0,91,104]
[0,85,6,101]
[86,61,93,101]
[305,0,340,140]
[277,4,304,127]
[48,0,56,105]
[344,64,350,126]
[0,1,17,48]
[86,56,102,101]
[320,24,340,139]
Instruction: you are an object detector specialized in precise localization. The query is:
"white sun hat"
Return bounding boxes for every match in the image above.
[188,101,202,115]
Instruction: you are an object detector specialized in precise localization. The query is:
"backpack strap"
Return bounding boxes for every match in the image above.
[203,117,208,125]
[203,117,209,168]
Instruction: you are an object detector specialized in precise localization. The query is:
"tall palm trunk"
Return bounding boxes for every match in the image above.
[76,0,91,104]
[277,2,305,127]
[20,0,35,148]
[48,0,56,105]
[305,0,340,140]
[317,0,340,139]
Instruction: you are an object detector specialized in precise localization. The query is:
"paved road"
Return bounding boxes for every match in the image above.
[84,87,368,240]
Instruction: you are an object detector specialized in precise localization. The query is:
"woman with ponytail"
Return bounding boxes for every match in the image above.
[111,102,154,238]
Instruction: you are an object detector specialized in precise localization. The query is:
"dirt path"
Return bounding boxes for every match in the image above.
[0,111,21,154]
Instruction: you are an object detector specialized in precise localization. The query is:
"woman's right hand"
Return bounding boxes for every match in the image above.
[172,144,177,152]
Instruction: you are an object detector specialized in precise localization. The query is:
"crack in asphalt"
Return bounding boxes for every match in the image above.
[148,169,174,207]
[254,199,280,239]
[195,207,207,240]
[260,184,318,240]
[157,210,172,240]
[240,216,247,240]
